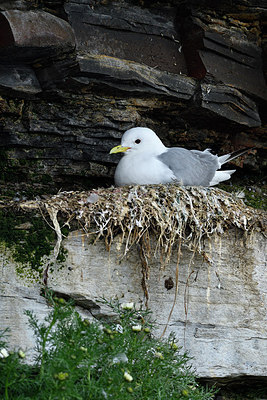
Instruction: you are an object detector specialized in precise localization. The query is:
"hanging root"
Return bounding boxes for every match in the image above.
[42,205,62,285]
[46,205,62,260]
[139,232,151,307]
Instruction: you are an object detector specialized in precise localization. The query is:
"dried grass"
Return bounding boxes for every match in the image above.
[19,184,266,264]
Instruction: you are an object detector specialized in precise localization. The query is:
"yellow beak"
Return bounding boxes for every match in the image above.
[109,145,130,154]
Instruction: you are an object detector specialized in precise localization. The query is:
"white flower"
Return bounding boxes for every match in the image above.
[0,348,9,358]
[124,371,133,382]
[132,325,142,332]
[115,324,123,333]
[121,302,134,310]
[113,352,128,364]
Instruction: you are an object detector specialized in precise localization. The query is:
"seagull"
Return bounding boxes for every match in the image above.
[109,127,251,187]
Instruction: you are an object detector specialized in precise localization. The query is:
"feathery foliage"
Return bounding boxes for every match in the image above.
[0,292,215,400]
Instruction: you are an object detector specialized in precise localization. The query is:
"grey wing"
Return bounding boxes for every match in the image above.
[158,148,219,186]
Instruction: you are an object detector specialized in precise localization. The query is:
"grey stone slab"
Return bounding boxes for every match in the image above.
[1,227,266,379]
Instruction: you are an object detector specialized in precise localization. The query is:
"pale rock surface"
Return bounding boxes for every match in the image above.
[0,229,266,380]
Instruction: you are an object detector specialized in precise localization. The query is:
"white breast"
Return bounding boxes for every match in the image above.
[114,153,175,186]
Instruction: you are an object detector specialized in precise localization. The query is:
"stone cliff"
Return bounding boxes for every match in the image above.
[0,0,267,397]
[1,186,267,397]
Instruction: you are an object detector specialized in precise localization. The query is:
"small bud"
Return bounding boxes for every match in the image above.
[79,346,87,352]
[83,319,90,326]
[189,385,196,390]
[144,327,150,333]
[56,372,69,381]
[170,342,178,350]
[103,328,112,335]
[155,352,164,360]
[124,371,133,382]
[18,350,26,359]
[127,387,134,393]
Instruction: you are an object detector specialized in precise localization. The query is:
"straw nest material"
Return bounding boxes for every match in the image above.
[20,184,266,265]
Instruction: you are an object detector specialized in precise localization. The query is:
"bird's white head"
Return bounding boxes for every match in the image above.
[109,127,166,156]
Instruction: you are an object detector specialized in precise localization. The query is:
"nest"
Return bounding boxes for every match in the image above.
[16,185,267,329]
[20,184,265,264]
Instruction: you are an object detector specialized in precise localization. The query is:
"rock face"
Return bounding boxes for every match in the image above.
[1,228,266,381]
[181,8,267,102]
[0,1,266,394]
[0,10,75,54]
[0,0,266,193]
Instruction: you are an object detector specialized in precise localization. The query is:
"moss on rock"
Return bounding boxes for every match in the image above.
[218,183,267,211]
[0,207,68,281]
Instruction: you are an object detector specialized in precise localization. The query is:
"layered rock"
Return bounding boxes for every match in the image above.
[0,9,76,93]
[0,0,266,193]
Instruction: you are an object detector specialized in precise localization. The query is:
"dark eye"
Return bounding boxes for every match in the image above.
[135,139,141,144]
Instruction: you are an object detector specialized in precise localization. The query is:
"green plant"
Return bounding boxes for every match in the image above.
[218,183,266,210]
[0,292,215,399]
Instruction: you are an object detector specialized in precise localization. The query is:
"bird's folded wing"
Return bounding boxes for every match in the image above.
[158,148,218,186]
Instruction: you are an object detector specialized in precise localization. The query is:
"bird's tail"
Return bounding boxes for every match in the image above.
[218,147,255,167]
[209,170,236,186]
[210,147,256,186]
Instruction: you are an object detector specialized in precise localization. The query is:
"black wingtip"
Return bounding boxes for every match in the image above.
[223,147,257,164]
